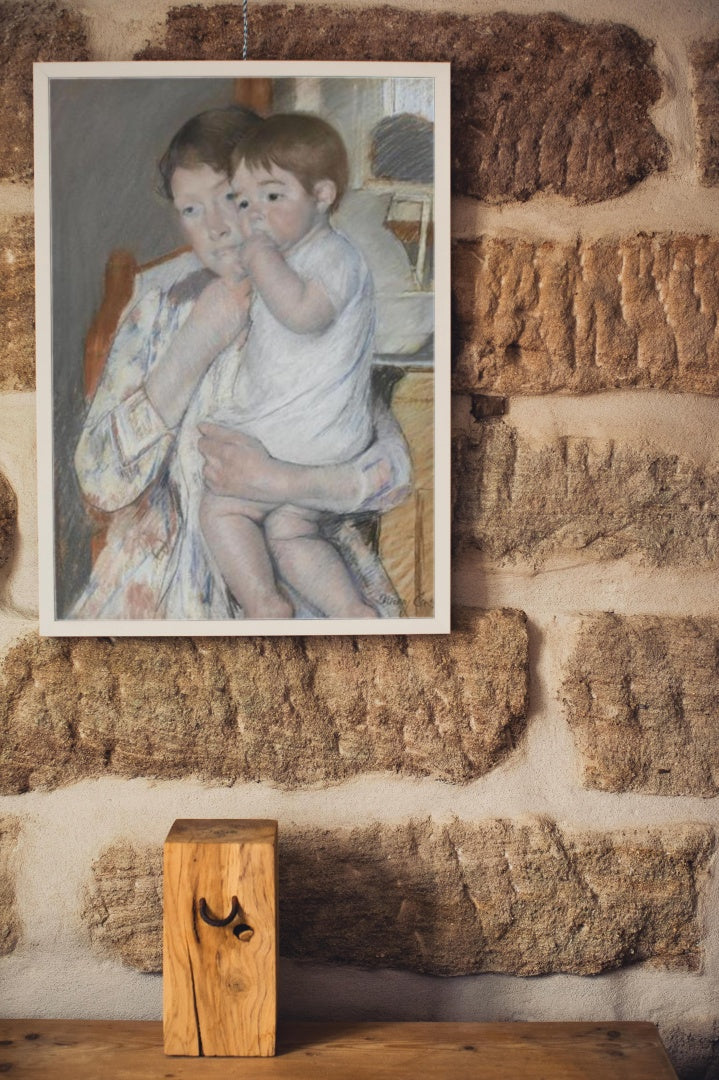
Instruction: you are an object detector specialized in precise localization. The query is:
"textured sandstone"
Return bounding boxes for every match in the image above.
[564,615,719,796]
[0,609,528,794]
[85,819,714,976]
[0,1,88,182]
[0,215,35,391]
[82,842,161,973]
[691,39,719,187]
[0,469,17,573]
[453,235,719,396]
[0,818,20,956]
[453,422,719,568]
[138,7,668,204]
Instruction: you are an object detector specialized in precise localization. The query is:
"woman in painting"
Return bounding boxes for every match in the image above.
[72,105,411,620]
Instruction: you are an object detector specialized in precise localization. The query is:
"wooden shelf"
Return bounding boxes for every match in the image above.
[0,1019,678,1078]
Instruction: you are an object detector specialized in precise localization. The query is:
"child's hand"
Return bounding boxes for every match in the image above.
[237,217,279,268]
[189,276,252,356]
[241,232,279,263]
[213,246,249,283]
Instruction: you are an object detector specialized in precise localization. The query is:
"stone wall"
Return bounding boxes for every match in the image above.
[1,1,719,1077]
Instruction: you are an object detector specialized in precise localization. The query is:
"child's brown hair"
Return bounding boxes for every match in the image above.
[232,113,349,213]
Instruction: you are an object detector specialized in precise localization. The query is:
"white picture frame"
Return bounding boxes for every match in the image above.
[34,60,451,636]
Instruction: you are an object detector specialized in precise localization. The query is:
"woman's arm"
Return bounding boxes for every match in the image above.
[76,271,251,513]
[198,397,412,515]
[77,264,250,509]
[75,282,176,513]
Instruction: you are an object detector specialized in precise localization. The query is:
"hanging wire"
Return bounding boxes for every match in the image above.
[242,0,248,59]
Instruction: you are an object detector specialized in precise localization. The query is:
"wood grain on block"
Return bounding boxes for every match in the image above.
[137,7,668,205]
[454,423,719,568]
[0,1,88,182]
[453,235,719,395]
[0,611,528,793]
[691,39,719,186]
[564,615,719,796]
[0,1020,680,1079]
[163,819,277,1057]
[0,215,35,391]
[85,818,713,977]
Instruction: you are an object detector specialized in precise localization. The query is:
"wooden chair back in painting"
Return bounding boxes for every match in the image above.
[84,246,192,400]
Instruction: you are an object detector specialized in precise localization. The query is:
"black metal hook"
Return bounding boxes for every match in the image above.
[198,895,241,927]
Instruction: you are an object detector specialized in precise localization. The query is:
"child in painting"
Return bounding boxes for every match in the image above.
[199,113,379,619]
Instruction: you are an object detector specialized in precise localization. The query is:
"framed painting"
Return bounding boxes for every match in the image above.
[34,60,451,636]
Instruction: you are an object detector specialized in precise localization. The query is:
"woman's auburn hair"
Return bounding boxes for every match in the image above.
[231,113,349,212]
[158,105,262,198]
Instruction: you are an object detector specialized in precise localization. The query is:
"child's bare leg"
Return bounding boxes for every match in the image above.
[200,492,293,619]
[264,505,377,618]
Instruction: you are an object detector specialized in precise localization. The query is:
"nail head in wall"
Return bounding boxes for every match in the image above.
[136,6,668,205]
[470,395,507,421]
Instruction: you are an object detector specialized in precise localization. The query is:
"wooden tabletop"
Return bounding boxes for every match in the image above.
[0,1019,678,1078]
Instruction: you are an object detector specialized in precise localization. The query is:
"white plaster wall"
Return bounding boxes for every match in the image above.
[1,0,719,1071]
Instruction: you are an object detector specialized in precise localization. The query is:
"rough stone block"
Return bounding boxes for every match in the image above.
[453,422,719,568]
[0,817,20,956]
[138,7,668,204]
[691,39,719,187]
[84,818,714,976]
[564,614,719,796]
[0,469,17,573]
[82,841,161,973]
[0,609,528,794]
[0,215,35,391]
[0,1,88,182]
[453,235,719,395]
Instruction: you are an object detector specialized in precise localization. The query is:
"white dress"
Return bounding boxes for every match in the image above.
[211,223,375,466]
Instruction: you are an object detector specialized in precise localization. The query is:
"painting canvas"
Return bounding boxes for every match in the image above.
[34,61,450,636]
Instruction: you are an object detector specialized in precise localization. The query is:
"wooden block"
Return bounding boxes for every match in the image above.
[163,819,277,1057]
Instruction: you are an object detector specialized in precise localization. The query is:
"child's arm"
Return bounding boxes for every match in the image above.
[240,232,336,335]
[146,276,251,428]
